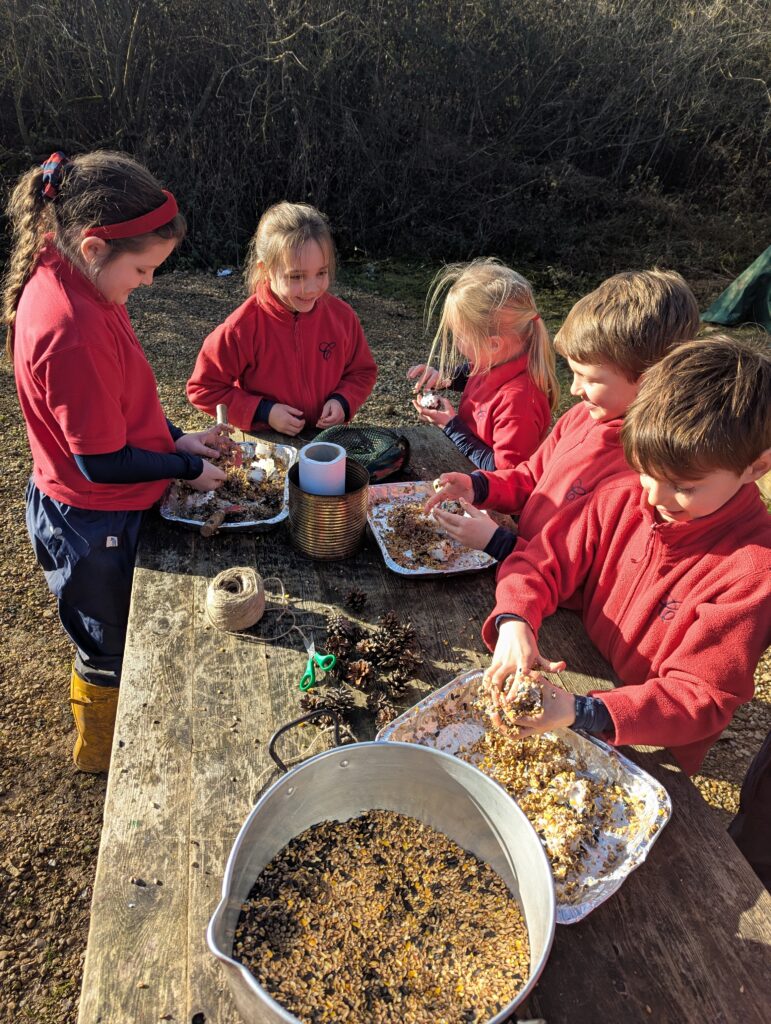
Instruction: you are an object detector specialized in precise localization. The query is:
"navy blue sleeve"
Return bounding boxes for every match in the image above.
[443,416,496,471]
[471,471,490,504]
[329,393,351,420]
[251,398,277,429]
[450,362,470,391]
[571,695,615,738]
[484,526,517,562]
[166,418,184,442]
[74,446,204,484]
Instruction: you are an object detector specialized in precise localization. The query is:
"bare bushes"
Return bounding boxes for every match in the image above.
[0,0,768,272]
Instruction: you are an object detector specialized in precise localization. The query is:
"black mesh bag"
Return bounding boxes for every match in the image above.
[313,426,410,483]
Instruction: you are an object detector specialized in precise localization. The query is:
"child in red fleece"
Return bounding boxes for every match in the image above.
[481,336,771,776]
[426,270,700,559]
[407,259,559,470]
[187,202,377,435]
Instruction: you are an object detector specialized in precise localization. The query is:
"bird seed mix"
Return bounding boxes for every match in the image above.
[232,809,530,1023]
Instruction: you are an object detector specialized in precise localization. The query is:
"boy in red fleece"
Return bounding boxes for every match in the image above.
[426,270,700,560]
[187,202,377,435]
[482,336,771,776]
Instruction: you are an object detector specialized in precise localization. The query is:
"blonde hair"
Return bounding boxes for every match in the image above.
[3,150,186,357]
[623,335,771,478]
[555,269,700,382]
[244,202,336,294]
[425,258,559,413]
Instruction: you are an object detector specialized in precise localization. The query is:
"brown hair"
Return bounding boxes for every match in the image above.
[555,269,700,381]
[623,335,771,478]
[243,202,336,294]
[3,150,186,356]
[425,258,559,413]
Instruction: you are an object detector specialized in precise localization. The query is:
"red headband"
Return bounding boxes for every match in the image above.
[84,190,178,240]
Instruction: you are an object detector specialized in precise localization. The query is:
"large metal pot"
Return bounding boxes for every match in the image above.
[208,723,556,1023]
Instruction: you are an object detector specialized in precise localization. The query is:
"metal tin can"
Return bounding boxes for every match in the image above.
[287,458,369,559]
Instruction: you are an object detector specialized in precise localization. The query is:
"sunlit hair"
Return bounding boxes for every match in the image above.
[555,269,700,382]
[3,150,186,356]
[425,258,559,413]
[244,202,336,294]
[623,335,771,478]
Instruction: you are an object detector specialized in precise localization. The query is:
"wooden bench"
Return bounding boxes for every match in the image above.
[78,426,771,1024]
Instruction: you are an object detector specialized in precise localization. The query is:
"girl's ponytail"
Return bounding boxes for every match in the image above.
[526,316,560,414]
[3,167,52,357]
[425,258,560,414]
[4,150,185,359]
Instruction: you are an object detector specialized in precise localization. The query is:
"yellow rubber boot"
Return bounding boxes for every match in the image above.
[69,667,119,773]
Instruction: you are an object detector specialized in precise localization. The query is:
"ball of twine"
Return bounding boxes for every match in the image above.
[206,567,266,631]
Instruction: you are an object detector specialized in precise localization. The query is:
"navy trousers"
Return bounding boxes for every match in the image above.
[25,480,144,687]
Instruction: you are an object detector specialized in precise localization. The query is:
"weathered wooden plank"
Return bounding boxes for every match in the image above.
[78,527,196,1024]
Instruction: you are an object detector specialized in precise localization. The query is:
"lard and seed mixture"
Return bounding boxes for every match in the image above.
[422,683,650,902]
[379,499,465,569]
[233,809,530,1024]
[172,445,287,522]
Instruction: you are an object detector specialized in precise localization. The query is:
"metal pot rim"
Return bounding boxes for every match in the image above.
[207,740,556,1023]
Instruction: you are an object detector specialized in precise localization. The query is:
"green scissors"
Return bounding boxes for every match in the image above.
[298,630,337,691]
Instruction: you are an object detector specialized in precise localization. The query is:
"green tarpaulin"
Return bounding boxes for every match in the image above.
[702,246,771,332]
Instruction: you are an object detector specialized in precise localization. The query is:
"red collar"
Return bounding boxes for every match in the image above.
[637,480,762,548]
[255,281,325,322]
[38,240,113,307]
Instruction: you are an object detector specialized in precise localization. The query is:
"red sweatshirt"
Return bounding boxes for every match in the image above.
[456,354,552,469]
[187,284,377,431]
[483,478,771,774]
[476,401,628,542]
[14,243,176,511]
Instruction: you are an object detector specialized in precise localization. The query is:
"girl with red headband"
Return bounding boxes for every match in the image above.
[3,150,227,773]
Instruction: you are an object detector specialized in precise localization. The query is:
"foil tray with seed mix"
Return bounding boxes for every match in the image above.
[367,480,497,576]
[377,668,672,924]
[160,439,298,532]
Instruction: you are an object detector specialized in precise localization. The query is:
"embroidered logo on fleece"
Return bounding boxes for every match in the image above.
[319,341,336,361]
[657,595,681,621]
[565,478,588,501]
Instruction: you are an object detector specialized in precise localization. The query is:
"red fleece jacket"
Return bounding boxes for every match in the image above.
[457,354,552,469]
[483,478,771,774]
[186,285,377,431]
[476,401,628,541]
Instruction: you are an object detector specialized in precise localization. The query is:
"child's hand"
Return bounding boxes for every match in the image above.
[432,499,498,551]
[175,424,232,459]
[268,404,306,436]
[412,395,455,427]
[188,459,227,492]
[489,671,573,737]
[504,681,577,738]
[407,364,445,391]
[484,619,566,698]
[424,472,474,513]
[316,399,346,428]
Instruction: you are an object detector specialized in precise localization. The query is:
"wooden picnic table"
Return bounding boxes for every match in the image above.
[78,425,771,1024]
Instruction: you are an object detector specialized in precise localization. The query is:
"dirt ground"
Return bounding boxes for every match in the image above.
[0,268,768,1023]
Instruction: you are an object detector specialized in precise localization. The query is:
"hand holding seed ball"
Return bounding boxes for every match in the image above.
[412,393,455,426]
[424,472,474,513]
[484,620,569,735]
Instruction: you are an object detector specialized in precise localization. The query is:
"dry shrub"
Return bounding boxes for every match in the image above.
[0,0,768,273]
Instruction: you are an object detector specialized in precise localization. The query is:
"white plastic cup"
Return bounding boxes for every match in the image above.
[298,442,347,496]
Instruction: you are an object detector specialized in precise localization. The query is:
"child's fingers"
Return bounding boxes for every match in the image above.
[537,656,567,673]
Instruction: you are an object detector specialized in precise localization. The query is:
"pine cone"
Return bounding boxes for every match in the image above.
[345,658,376,691]
[345,587,368,611]
[367,689,399,730]
[354,637,380,660]
[299,685,356,724]
[325,614,361,659]
[380,672,411,699]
